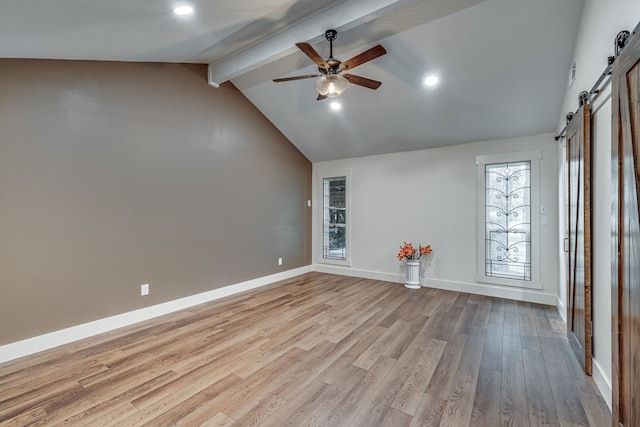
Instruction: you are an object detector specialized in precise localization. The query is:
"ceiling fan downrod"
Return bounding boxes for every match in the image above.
[325,29,339,72]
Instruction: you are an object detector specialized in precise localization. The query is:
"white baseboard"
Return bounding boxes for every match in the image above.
[312,264,401,283]
[425,278,557,305]
[556,296,567,321]
[0,266,312,364]
[313,265,557,305]
[592,357,612,411]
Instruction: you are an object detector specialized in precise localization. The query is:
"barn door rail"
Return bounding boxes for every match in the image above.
[555,21,640,141]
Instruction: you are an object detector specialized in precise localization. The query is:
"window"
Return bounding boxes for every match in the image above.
[322,177,347,261]
[476,150,541,289]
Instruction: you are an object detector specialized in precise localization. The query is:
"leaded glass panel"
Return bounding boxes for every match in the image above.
[485,161,531,280]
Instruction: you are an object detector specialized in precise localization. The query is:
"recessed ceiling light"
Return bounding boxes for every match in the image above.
[330,102,342,111]
[424,75,439,87]
[173,5,194,15]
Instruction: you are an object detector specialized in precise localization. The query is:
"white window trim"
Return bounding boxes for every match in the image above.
[317,171,352,267]
[475,150,542,290]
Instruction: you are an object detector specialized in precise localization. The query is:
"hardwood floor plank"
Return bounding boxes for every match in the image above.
[272,368,365,427]
[352,319,407,370]
[410,392,448,427]
[391,338,447,415]
[217,350,310,418]
[541,337,600,426]
[419,289,447,317]
[194,412,235,427]
[61,402,140,427]
[317,327,384,385]
[0,380,84,423]
[470,368,502,426]
[578,391,611,426]
[480,320,504,373]
[0,406,48,426]
[501,352,530,426]
[137,374,242,426]
[273,342,349,402]
[439,378,477,427]
[39,372,179,426]
[472,300,493,328]
[266,378,329,426]
[521,334,542,353]
[518,302,539,337]
[522,348,561,427]
[542,305,567,337]
[434,306,465,341]
[489,298,506,323]
[502,329,523,362]
[454,303,479,335]
[425,333,467,400]
[349,357,414,427]
[439,327,485,427]
[380,407,413,426]
[384,315,430,359]
[0,273,611,426]
[320,355,397,427]
[230,392,287,426]
[125,374,241,426]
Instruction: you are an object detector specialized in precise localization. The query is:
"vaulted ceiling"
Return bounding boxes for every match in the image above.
[1,0,583,162]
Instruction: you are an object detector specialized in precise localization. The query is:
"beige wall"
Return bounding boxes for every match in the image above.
[0,60,311,345]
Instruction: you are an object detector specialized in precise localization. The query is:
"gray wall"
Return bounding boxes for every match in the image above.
[0,60,312,345]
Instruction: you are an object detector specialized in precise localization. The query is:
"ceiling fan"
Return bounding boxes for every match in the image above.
[273,29,386,100]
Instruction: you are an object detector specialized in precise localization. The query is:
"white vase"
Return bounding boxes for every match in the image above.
[404,259,421,289]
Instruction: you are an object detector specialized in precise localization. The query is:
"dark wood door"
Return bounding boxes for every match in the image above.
[566,104,592,375]
[612,28,640,427]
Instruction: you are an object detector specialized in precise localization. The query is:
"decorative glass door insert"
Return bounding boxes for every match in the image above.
[484,161,531,280]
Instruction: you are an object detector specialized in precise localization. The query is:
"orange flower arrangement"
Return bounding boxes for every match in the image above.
[397,242,433,261]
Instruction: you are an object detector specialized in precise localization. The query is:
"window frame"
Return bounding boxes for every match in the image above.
[476,150,542,289]
[317,172,352,266]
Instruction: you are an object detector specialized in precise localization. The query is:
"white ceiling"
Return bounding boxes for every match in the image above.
[1,0,583,162]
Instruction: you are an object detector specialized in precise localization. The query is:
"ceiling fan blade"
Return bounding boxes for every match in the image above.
[273,74,321,82]
[344,74,382,90]
[296,43,329,70]
[339,45,386,71]
[317,94,328,101]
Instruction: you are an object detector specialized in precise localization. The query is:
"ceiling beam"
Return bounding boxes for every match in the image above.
[207,0,413,88]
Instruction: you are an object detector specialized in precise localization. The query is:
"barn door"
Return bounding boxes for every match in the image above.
[612,28,640,427]
[566,103,592,375]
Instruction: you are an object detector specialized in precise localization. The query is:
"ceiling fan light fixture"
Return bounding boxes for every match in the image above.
[315,74,349,98]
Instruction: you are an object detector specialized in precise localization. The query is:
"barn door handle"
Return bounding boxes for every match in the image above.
[564,238,570,252]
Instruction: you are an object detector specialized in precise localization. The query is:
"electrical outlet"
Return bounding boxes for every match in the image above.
[141,283,149,296]
[278,258,283,265]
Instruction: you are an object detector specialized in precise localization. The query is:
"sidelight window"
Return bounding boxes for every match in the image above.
[322,177,347,261]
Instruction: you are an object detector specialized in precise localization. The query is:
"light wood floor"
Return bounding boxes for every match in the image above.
[0,272,611,426]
